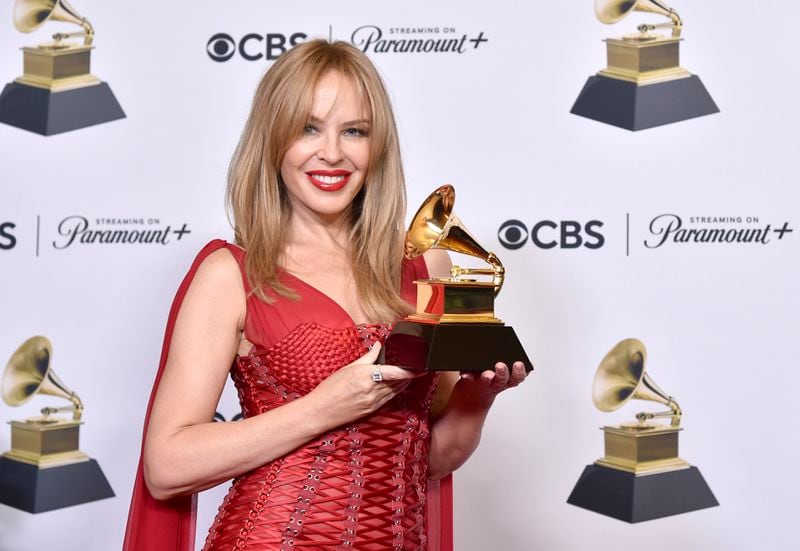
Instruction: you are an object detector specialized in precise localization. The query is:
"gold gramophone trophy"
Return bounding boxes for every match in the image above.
[567,339,717,522]
[571,0,718,130]
[0,336,114,513]
[0,0,125,135]
[382,185,532,372]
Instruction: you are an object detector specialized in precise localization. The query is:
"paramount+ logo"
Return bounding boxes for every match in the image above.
[498,219,605,250]
[207,32,307,62]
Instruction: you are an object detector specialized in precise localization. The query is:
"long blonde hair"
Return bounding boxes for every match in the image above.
[227,40,411,322]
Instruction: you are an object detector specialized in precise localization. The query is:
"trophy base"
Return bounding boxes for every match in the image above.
[598,424,690,475]
[382,321,532,372]
[570,74,718,131]
[0,80,125,136]
[0,455,114,513]
[567,464,718,523]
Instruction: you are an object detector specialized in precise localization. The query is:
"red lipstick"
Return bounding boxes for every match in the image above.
[306,170,351,192]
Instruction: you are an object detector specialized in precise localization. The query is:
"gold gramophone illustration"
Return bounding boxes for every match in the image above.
[382,185,532,372]
[0,336,113,513]
[567,339,717,522]
[0,0,125,135]
[571,0,718,130]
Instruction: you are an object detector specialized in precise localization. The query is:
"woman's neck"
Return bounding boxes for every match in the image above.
[284,206,354,275]
[287,207,351,246]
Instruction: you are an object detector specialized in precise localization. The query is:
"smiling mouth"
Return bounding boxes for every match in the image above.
[307,171,351,192]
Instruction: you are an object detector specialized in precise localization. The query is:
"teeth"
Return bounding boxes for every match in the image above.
[313,174,346,184]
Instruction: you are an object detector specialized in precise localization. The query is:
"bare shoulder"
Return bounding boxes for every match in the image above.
[182,247,246,328]
[194,247,242,285]
[422,248,452,279]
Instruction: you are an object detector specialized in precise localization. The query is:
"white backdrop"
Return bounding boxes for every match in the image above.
[1,1,798,550]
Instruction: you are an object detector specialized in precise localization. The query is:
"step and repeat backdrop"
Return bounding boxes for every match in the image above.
[1,1,798,550]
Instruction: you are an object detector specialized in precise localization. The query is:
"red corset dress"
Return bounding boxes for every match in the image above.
[203,243,439,550]
[123,239,452,551]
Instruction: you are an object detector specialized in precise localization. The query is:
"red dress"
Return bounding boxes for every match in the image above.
[123,240,453,551]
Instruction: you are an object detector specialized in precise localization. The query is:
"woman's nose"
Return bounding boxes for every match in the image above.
[316,134,343,164]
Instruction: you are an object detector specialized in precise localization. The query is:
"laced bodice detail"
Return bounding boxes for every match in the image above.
[202,245,437,550]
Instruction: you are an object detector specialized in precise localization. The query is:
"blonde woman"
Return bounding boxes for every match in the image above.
[124,40,527,551]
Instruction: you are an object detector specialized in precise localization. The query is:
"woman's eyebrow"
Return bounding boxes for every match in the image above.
[341,118,370,126]
[307,115,370,126]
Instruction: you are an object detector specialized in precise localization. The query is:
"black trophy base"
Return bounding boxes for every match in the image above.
[382,321,533,372]
[0,81,125,136]
[567,464,718,523]
[570,75,719,131]
[0,456,115,513]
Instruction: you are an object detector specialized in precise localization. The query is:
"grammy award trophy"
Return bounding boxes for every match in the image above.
[571,0,718,130]
[0,336,114,513]
[0,0,125,135]
[382,185,532,372]
[567,338,718,522]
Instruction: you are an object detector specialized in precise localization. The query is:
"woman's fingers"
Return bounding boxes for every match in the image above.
[376,364,425,381]
[491,363,510,387]
[459,360,528,390]
[508,361,526,386]
[358,341,382,364]
[371,379,412,408]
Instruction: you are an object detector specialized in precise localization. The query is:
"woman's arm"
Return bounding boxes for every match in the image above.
[422,249,527,480]
[143,248,418,500]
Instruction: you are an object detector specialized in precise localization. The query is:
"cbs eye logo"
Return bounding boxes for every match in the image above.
[498,219,605,250]
[207,33,236,62]
[497,219,529,250]
[207,32,308,62]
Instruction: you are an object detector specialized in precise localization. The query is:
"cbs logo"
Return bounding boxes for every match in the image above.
[498,219,604,250]
[207,32,308,62]
[0,222,16,250]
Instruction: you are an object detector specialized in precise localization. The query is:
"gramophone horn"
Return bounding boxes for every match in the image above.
[2,336,83,420]
[594,0,682,36]
[592,338,681,426]
[13,0,93,36]
[406,185,505,293]
[406,185,488,260]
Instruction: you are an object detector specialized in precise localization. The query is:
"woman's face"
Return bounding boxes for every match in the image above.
[280,71,371,222]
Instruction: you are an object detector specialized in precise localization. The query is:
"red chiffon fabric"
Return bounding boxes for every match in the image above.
[123,240,453,550]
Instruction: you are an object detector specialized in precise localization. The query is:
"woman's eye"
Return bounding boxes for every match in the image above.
[302,124,318,135]
[344,127,369,137]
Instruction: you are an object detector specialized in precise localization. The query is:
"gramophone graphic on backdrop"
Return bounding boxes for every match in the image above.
[567,338,718,523]
[0,0,125,136]
[571,0,718,130]
[0,336,114,513]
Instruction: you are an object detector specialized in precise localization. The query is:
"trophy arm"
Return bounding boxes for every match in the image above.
[40,392,83,421]
[637,5,683,38]
[635,397,682,427]
[487,252,505,296]
[446,252,505,296]
[52,17,94,46]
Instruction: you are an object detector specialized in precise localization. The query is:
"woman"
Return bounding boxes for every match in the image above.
[124,39,527,550]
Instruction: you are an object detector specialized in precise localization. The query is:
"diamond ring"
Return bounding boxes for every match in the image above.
[371,368,383,383]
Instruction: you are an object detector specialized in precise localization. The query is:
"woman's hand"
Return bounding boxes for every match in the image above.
[306,342,423,429]
[455,361,528,408]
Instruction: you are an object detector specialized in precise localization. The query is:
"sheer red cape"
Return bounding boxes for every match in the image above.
[123,240,453,550]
